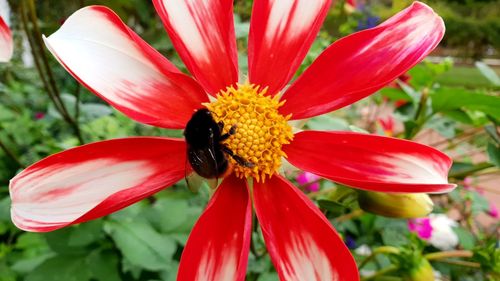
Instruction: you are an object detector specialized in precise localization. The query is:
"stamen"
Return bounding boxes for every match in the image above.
[205,83,293,182]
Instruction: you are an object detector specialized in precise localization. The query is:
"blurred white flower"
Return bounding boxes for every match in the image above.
[428,214,459,250]
[354,244,372,256]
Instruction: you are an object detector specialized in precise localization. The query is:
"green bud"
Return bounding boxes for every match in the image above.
[406,258,435,281]
[358,191,433,218]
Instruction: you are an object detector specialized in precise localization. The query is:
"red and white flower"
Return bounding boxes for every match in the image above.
[10,1,454,280]
[0,14,13,62]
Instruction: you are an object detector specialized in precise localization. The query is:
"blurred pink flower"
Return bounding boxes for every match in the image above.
[408,217,432,240]
[488,202,498,219]
[462,176,473,190]
[34,112,45,120]
[296,171,320,192]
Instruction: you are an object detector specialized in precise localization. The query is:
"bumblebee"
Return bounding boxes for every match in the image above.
[184,108,253,180]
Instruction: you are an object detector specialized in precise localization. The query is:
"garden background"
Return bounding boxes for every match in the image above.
[0,0,499,280]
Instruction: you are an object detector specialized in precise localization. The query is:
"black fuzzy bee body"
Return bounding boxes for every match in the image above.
[184,108,229,179]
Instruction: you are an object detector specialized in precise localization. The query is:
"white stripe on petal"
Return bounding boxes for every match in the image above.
[196,233,239,281]
[265,0,324,42]
[283,232,338,281]
[154,0,238,94]
[12,159,154,226]
[44,6,206,129]
[375,153,448,184]
[161,0,211,62]
[0,15,12,62]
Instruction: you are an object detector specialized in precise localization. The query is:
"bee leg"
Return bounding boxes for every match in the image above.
[220,124,237,141]
[217,121,224,131]
[222,145,255,168]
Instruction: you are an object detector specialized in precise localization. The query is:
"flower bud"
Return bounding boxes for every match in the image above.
[406,258,434,281]
[358,191,433,218]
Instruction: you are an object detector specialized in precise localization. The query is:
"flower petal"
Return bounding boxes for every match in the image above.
[280,2,444,119]
[44,6,208,129]
[254,175,358,281]
[178,174,251,281]
[0,15,13,62]
[10,137,186,232]
[153,0,238,95]
[248,0,332,96]
[284,131,455,193]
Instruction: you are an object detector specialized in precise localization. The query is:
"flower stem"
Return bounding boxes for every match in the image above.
[432,259,481,268]
[334,209,364,223]
[449,162,494,179]
[424,250,473,260]
[22,0,84,144]
[19,3,64,114]
[406,88,429,139]
[0,132,24,168]
[361,265,399,281]
[359,246,400,269]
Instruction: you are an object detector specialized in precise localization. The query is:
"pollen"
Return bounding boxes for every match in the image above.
[205,83,293,182]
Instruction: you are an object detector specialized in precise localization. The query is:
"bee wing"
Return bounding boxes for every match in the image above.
[186,148,220,190]
[185,170,206,193]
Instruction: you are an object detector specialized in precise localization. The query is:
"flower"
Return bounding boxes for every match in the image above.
[462,176,473,190]
[487,202,499,219]
[0,14,13,62]
[296,171,321,192]
[428,214,459,250]
[344,235,357,249]
[410,214,459,250]
[354,244,372,256]
[378,115,395,137]
[408,217,433,240]
[10,1,454,280]
[34,112,45,120]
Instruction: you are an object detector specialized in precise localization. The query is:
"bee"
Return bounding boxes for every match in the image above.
[184,108,254,185]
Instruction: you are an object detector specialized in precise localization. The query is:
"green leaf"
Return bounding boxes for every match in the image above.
[375,218,409,247]
[233,14,250,39]
[399,82,421,104]
[105,219,176,271]
[15,233,47,251]
[67,220,104,247]
[348,125,369,134]
[487,142,500,167]
[87,250,121,281]
[441,109,474,125]
[44,228,88,255]
[257,272,279,281]
[485,125,500,144]
[146,197,189,233]
[475,61,500,86]
[379,87,411,102]
[79,103,113,121]
[11,253,54,274]
[0,197,11,221]
[318,199,348,216]
[306,114,350,131]
[431,88,500,121]
[425,116,456,138]
[159,261,180,281]
[453,227,475,250]
[0,262,17,281]
[470,191,490,215]
[25,256,92,281]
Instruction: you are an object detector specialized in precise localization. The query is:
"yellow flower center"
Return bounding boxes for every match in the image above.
[205,83,293,182]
